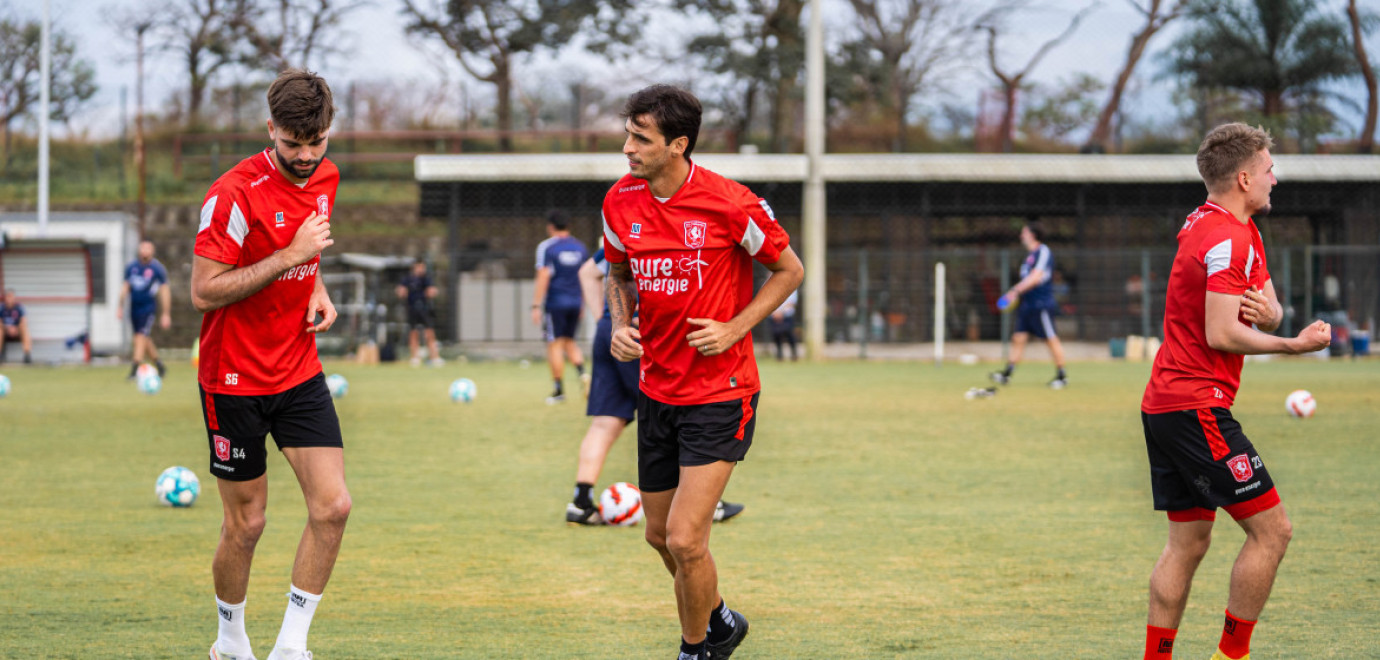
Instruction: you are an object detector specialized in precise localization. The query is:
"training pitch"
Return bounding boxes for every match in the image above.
[1,357,1376,658]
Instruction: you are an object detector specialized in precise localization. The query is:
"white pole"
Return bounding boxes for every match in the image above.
[934,262,946,365]
[802,0,827,360]
[38,0,51,236]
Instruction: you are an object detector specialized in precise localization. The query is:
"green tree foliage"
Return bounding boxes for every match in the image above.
[401,0,641,152]
[1168,0,1357,150]
[0,17,97,170]
[682,0,804,153]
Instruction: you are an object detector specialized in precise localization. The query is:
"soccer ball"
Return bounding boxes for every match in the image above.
[138,374,162,395]
[325,373,348,398]
[155,466,200,507]
[1285,390,1316,418]
[599,482,644,527]
[0,373,10,397]
[449,378,477,403]
[135,363,158,382]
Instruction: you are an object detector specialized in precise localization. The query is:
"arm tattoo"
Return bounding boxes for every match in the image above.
[606,260,637,329]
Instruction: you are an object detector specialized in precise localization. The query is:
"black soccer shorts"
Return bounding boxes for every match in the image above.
[200,372,343,481]
[1141,407,1280,522]
[637,391,759,492]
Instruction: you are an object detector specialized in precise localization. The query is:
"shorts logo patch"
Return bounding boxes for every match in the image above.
[214,435,232,462]
[1227,453,1254,483]
[684,220,707,249]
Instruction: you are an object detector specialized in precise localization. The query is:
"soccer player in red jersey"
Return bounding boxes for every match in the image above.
[1139,123,1331,660]
[602,85,804,660]
[191,69,349,660]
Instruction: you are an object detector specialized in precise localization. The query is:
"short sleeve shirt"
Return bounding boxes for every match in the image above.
[602,161,791,405]
[1019,244,1056,308]
[0,302,23,328]
[124,259,168,312]
[400,274,433,310]
[536,235,589,310]
[194,148,339,395]
[1143,201,1269,413]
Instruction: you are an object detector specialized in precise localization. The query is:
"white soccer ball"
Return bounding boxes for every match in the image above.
[449,377,477,403]
[0,373,10,397]
[135,363,158,382]
[325,373,349,398]
[599,482,644,527]
[138,373,162,395]
[1285,389,1316,418]
[155,466,200,507]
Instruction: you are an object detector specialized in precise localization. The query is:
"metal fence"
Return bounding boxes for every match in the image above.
[443,244,1380,357]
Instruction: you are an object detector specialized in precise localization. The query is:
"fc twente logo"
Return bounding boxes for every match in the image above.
[683,220,707,249]
[317,194,330,217]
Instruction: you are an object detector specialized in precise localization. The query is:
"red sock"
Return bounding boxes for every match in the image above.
[1218,609,1257,658]
[1145,625,1177,659]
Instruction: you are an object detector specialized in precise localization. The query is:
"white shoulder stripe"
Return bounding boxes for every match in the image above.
[740,217,767,256]
[227,201,249,247]
[198,195,218,234]
[1245,244,1256,278]
[603,212,626,253]
[1205,238,1232,277]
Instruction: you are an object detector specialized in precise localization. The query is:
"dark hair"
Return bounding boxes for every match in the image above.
[1024,220,1046,243]
[1197,123,1274,193]
[268,69,335,138]
[621,85,702,160]
[546,209,570,230]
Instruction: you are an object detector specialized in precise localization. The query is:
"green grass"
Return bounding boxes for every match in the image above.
[0,358,1377,658]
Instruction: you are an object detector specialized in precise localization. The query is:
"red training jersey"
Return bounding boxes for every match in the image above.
[602,161,791,406]
[1142,201,1269,413]
[195,149,338,395]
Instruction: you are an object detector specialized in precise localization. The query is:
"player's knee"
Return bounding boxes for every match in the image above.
[644,527,668,553]
[664,529,708,563]
[309,490,352,529]
[225,511,267,546]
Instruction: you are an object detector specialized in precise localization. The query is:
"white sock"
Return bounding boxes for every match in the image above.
[215,597,253,656]
[272,585,322,651]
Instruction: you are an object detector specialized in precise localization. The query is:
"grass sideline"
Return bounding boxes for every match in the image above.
[0,359,1376,658]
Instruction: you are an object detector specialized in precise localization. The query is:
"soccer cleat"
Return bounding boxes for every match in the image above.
[1048,377,1068,390]
[410,356,422,367]
[209,645,258,660]
[580,372,592,398]
[713,501,745,523]
[265,649,311,660]
[989,371,1010,385]
[965,386,997,399]
[546,393,566,405]
[156,360,166,377]
[706,609,750,659]
[1210,652,1248,660]
[566,502,604,525]
[429,357,445,368]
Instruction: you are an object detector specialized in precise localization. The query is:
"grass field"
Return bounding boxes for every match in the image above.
[1,357,1377,658]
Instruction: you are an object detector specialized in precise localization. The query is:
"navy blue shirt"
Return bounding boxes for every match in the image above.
[124,259,168,313]
[536,234,588,310]
[399,273,434,311]
[1019,244,1056,308]
[0,302,23,327]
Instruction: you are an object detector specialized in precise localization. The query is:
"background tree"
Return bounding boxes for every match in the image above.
[978,2,1098,153]
[400,0,639,152]
[230,0,365,73]
[1167,0,1356,150]
[1023,73,1106,146]
[1346,0,1377,153]
[841,0,979,152]
[1083,0,1184,153]
[683,0,805,152]
[163,0,238,128]
[0,17,97,171]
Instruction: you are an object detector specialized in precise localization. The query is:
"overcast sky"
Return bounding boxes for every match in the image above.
[31,0,1380,142]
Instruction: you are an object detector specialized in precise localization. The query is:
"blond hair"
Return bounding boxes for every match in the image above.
[1196,123,1274,193]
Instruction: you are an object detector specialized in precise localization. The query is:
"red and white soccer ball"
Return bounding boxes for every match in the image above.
[599,482,644,527]
[1285,389,1316,418]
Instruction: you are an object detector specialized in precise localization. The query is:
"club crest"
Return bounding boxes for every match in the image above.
[317,194,330,216]
[1226,454,1254,483]
[683,220,707,249]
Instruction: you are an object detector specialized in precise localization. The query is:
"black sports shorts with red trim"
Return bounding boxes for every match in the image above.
[1141,407,1279,522]
[200,371,343,481]
[637,391,759,492]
